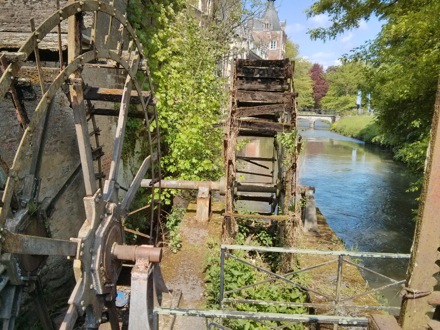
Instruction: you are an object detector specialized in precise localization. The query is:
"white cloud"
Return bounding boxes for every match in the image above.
[306,51,341,69]
[341,32,354,43]
[285,23,306,34]
[308,14,331,28]
[359,19,368,30]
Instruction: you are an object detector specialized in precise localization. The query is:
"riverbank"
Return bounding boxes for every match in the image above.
[330,115,381,144]
[330,115,427,175]
[299,209,383,317]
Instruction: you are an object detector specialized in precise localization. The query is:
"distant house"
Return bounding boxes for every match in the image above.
[249,0,286,60]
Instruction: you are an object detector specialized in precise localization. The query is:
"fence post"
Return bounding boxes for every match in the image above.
[335,255,344,322]
[220,247,226,309]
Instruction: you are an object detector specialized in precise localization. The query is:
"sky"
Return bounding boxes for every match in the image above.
[274,0,383,68]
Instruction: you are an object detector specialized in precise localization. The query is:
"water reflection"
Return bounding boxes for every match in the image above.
[299,128,418,307]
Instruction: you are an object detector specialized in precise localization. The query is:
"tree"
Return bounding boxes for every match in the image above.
[310,63,328,110]
[321,62,367,115]
[307,0,440,172]
[284,40,314,110]
[127,1,267,181]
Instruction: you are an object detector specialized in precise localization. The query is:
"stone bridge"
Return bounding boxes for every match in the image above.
[298,113,339,128]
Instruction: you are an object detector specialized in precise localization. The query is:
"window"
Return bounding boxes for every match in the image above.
[270,40,277,49]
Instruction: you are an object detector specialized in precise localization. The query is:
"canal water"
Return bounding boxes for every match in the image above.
[298,127,418,306]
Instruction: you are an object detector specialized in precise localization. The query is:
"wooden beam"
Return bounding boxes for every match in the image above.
[236,59,290,68]
[236,66,290,79]
[236,90,293,104]
[238,129,277,137]
[236,104,288,117]
[84,86,154,105]
[236,78,289,92]
[223,212,289,221]
[234,119,293,132]
[89,108,147,119]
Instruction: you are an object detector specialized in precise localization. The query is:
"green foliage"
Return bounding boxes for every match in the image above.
[205,220,307,329]
[127,1,274,182]
[321,62,367,115]
[294,59,315,110]
[285,39,314,110]
[307,0,439,175]
[331,116,380,143]
[164,206,186,252]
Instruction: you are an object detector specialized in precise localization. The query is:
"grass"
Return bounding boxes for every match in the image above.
[331,115,380,143]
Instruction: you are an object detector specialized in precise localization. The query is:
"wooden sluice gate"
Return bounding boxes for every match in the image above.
[223,59,299,237]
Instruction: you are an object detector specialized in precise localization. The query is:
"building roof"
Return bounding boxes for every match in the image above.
[261,0,282,31]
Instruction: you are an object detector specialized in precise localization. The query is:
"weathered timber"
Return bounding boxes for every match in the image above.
[237,156,275,162]
[223,213,289,221]
[89,108,147,119]
[236,59,290,68]
[238,158,270,170]
[235,183,278,193]
[238,129,276,137]
[235,195,274,203]
[236,170,272,178]
[236,90,293,104]
[234,119,292,132]
[84,87,154,105]
[236,104,288,117]
[236,66,290,79]
[236,78,289,92]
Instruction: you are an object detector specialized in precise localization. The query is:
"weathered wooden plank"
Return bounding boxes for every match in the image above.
[89,108,147,119]
[236,59,289,68]
[236,66,290,79]
[236,78,289,92]
[235,195,274,203]
[236,104,288,117]
[238,129,277,137]
[224,212,289,221]
[235,90,293,104]
[234,119,293,132]
[84,87,154,105]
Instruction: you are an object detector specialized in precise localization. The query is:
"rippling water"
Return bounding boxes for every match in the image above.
[298,128,418,306]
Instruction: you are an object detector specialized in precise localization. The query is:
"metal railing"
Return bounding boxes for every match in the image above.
[220,245,410,316]
[152,245,409,329]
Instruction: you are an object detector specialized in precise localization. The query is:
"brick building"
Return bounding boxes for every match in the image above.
[249,0,287,60]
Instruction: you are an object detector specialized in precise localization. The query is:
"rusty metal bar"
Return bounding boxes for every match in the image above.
[238,158,270,170]
[222,244,411,259]
[1,230,78,256]
[225,251,333,300]
[236,170,273,178]
[224,258,338,296]
[111,244,162,263]
[220,247,226,309]
[141,179,223,191]
[222,298,401,312]
[153,308,369,326]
